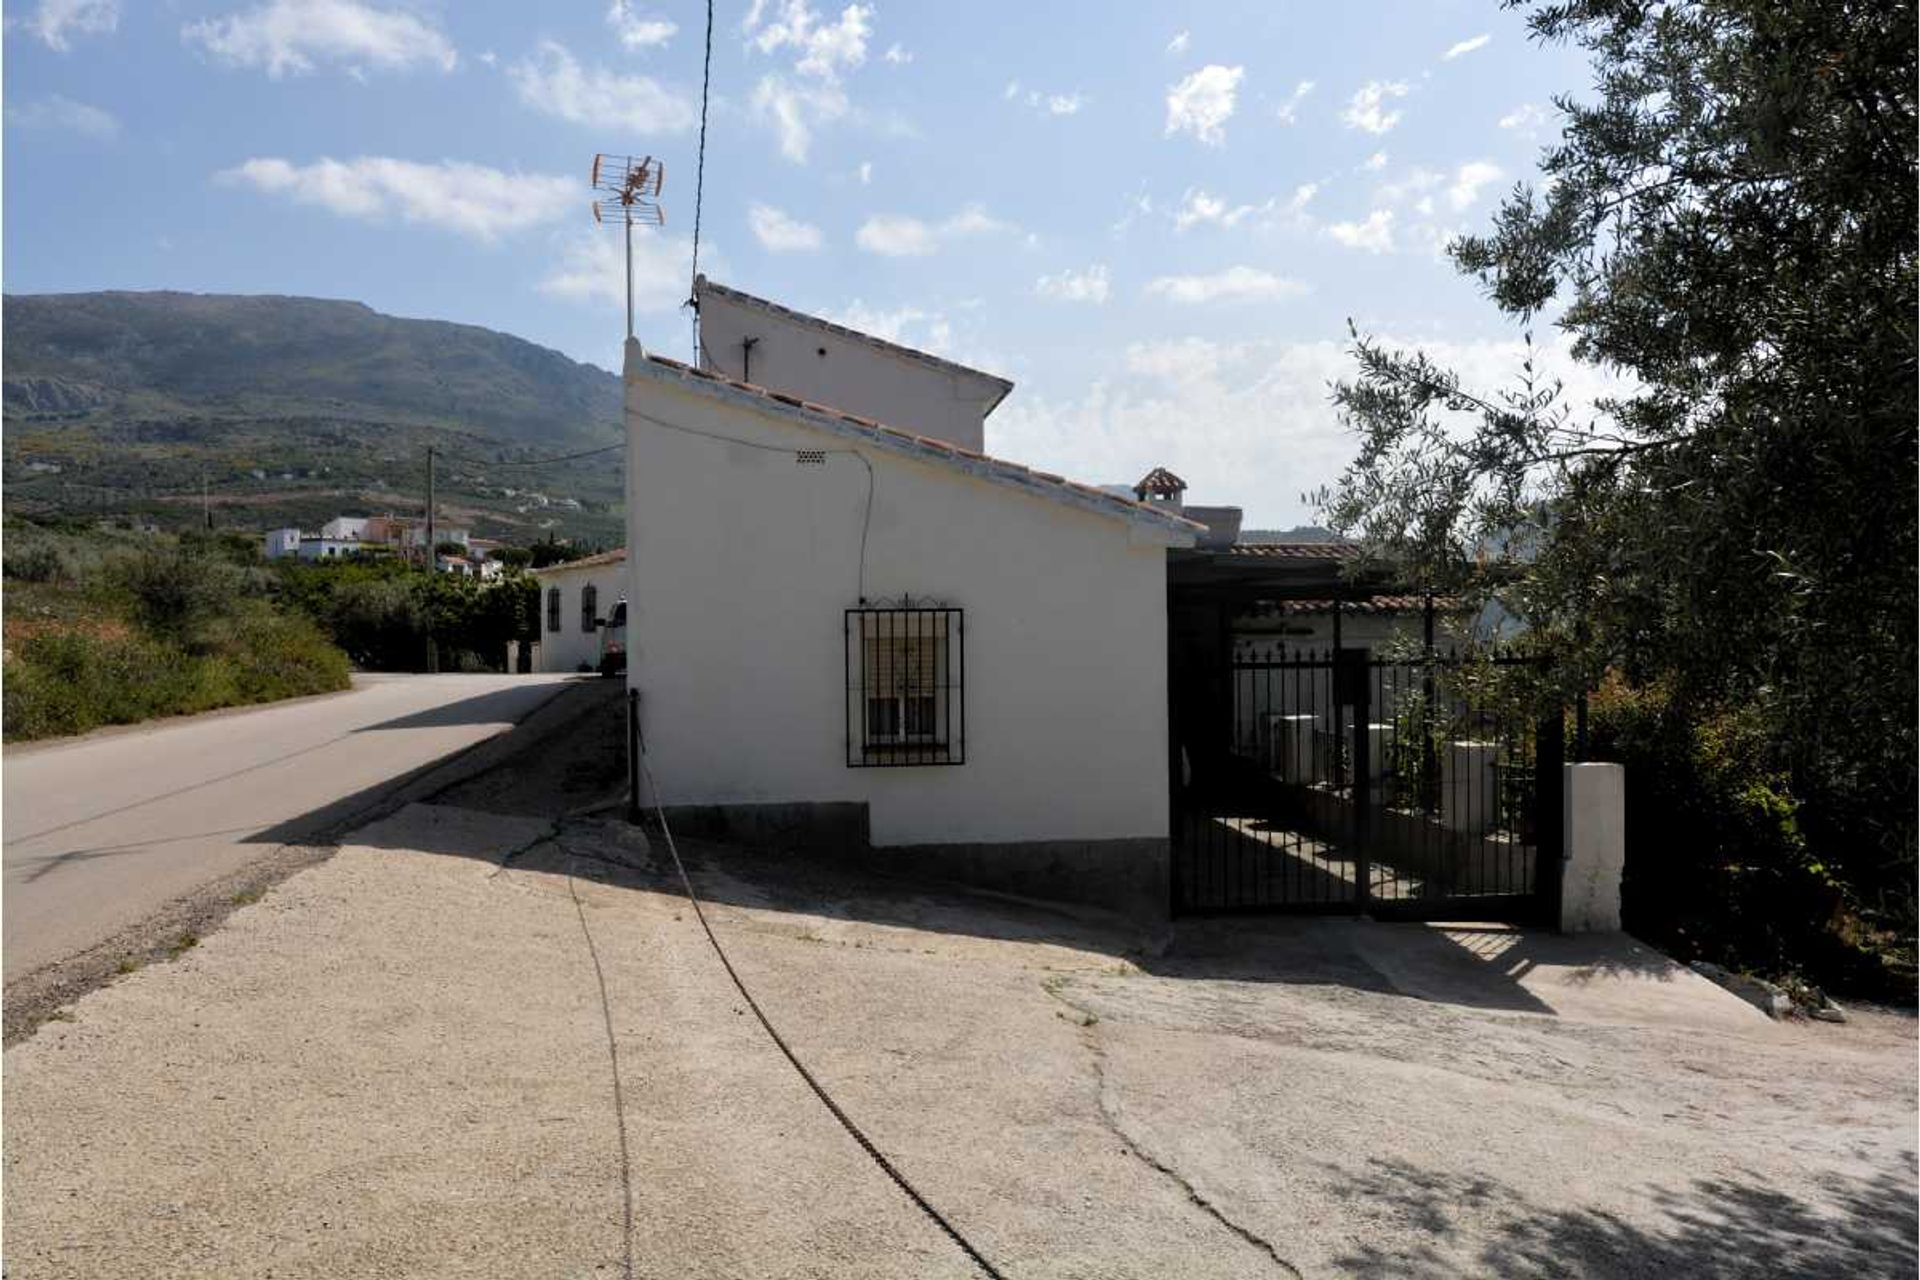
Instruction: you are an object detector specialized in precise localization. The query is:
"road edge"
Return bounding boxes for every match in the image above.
[3,678,620,1046]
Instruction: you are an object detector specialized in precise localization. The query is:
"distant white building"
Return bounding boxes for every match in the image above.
[528,550,627,674]
[321,516,369,541]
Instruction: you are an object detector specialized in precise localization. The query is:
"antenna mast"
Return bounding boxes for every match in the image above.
[591,154,666,340]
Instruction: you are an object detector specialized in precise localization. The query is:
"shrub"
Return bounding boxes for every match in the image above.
[1587,675,1909,999]
[117,547,252,646]
[3,629,220,739]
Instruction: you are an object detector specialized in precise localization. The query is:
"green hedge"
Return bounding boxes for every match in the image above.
[4,610,349,741]
[1588,676,1913,1001]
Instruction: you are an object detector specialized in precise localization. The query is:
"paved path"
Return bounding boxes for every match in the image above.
[2,674,575,980]
[4,805,1912,1278]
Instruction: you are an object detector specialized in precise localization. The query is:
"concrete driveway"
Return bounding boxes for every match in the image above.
[5,805,1913,1278]
[2,673,576,980]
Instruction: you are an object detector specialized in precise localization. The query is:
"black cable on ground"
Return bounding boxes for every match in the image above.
[637,752,1010,1279]
[565,851,639,1280]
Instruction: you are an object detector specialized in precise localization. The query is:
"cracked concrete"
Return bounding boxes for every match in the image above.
[5,804,1915,1278]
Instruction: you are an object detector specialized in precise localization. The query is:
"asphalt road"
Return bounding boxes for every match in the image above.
[1,673,576,981]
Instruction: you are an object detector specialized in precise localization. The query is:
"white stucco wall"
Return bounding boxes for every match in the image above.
[695,288,1005,454]
[531,560,631,674]
[625,346,1178,848]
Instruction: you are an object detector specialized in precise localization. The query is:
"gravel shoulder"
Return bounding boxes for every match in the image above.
[5,803,1913,1278]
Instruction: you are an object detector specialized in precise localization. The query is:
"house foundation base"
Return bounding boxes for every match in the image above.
[649,801,1169,923]
[864,838,1171,924]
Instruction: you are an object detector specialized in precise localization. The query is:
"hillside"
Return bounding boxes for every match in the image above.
[4,292,625,546]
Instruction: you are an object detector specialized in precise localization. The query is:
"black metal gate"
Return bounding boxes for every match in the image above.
[1173,643,1563,919]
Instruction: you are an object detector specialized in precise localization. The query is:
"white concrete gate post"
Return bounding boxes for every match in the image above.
[1559,762,1626,932]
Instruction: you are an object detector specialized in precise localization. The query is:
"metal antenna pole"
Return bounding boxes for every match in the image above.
[590,154,663,343]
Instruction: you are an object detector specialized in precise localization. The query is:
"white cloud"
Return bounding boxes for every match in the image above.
[1174,188,1253,232]
[1377,166,1444,212]
[607,0,675,49]
[1166,30,1189,54]
[744,0,871,80]
[752,73,849,162]
[1341,80,1409,135]
[1362,150,1388,171]
[1173,184,1318,234]
[1007,83,1086,117]
[993,332,1625,526]
[1144,266,1307,305]
[7,93,119,138]
[183,0,455,77]
[1442,33,1491,60]
[1447,160,1503,210]
[856,160,872,184]
[1499,102,1550,136]
[511,41,695,135]
[1035,265,1111,304]
[1275,79,1315,126]
[16,0,117,51]
[540,226,706,312]
[748,202,822,252]
[1327,208,1395,253]
[882,41,911,64]
[855,203,1011,256]
[1165,63,1242,146]
[742,1,871,160]
[217,156,575,242]
[855,215,938,257]
[477,49,496,65]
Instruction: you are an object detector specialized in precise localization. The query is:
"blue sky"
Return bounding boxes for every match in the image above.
[3,0,1607,525]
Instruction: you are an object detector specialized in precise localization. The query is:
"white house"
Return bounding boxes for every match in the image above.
[529,549,628,674]
[321,515,369,542]
[264,528,360,561]
[692,276,1012,454]
[624,282,1198,918]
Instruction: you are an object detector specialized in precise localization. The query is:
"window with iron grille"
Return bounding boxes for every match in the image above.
[581,583,598,633]
[845,607,964,766]
[546,585,562,633]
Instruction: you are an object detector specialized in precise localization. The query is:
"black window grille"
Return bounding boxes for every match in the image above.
[581,583,598,633]
[546,586,561,633]
[845,607,964,767]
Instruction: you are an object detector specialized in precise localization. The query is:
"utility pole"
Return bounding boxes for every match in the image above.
[424,445,439,675]
[425,445,437,565]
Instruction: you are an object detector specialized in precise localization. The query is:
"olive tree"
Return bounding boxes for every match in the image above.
[1319,0,1916,933]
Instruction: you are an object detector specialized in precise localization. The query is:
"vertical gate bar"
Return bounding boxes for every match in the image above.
[1292,650,1303,905]
[1536,692,1566,923]
[1352,648,1371,913]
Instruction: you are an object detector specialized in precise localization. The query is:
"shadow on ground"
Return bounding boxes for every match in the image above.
[262,682,1719,1023]
[1329,1155,1919,1279]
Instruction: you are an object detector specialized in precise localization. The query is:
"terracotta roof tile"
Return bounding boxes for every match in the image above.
[533,548,628,573]
[638,352,1202,536]
[1223,542,1363,560]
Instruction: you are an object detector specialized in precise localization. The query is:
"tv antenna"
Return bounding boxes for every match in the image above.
[591,153,665,340]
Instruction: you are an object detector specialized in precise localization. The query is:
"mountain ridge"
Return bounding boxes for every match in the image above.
[3,291,626,544]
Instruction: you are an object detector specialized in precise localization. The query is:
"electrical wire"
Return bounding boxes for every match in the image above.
[634,746,1009,1279]
[686,0,715,361]
[628,407,875,604]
